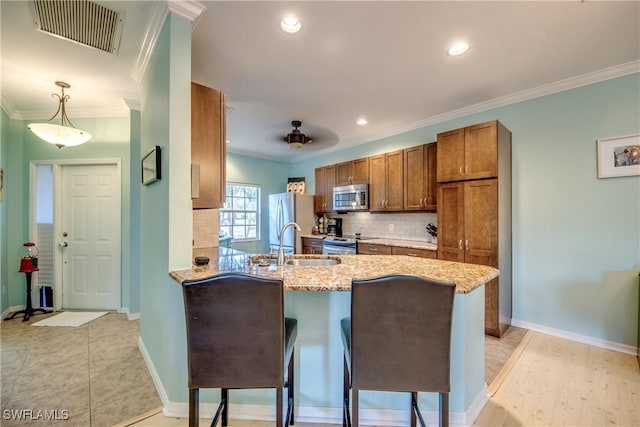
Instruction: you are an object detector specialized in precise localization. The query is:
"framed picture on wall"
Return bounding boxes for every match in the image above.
[141,146,161,185]
[597,134,640,178]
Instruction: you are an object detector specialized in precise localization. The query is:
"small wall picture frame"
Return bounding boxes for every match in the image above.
[597,134,640,178]
[141,146,161,185]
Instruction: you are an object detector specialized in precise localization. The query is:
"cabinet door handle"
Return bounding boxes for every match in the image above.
[465,240,469,250]
[465,165,469,175]
[459,166,464,175]
[369,247,378,252]
[407,253,417,257]
[458,240,463,250]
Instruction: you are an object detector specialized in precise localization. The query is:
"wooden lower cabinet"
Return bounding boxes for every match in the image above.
[302,237,324,254]
[391,246,436,259]
[357,242,392,255]
[357,242,435,258]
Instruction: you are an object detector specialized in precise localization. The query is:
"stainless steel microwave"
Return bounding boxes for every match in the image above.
[333,184,369,211]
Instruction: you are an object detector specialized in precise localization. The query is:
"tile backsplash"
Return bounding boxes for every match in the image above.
[193,208,219,248]
[333,211,437,242]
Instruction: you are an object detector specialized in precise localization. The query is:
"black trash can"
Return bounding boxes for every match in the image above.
[39,285,53,308]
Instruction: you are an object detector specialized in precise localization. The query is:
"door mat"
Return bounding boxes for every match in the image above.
[32,311,108,327]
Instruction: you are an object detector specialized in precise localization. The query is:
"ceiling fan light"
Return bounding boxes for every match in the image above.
[289,141,304,149]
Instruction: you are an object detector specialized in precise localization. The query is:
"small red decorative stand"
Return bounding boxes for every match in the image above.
[5,254,52,322]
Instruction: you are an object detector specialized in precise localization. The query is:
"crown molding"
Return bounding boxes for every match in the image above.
[401,60,640,133]
[293,60,640,162]
[167,0,206,24]
[123,98,141,111]
[1,94,18,119]
[131,2,169,83]
[131,1,206,83]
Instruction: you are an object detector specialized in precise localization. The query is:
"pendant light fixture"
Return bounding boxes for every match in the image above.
[28,81,92,148]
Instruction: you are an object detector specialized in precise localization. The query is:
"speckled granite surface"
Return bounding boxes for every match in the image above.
[171,249,497,294]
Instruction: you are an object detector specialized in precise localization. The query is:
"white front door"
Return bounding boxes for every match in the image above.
[60,164,121,310]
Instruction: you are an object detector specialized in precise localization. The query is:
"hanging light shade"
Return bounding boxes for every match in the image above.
[28,81,92,149]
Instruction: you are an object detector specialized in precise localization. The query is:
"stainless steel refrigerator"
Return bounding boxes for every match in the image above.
[269,192,315,254]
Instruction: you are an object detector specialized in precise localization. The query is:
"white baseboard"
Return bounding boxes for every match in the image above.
[138,335,488,427]
[2,305,26,320]
[511,319,638,356]
[118,307,140,321]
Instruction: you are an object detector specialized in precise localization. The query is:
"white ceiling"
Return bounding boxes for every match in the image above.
[2,1,639,162]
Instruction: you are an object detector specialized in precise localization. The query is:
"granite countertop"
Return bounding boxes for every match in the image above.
[171,250,497,295]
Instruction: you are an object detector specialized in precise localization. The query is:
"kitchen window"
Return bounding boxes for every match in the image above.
[220,183,260,241]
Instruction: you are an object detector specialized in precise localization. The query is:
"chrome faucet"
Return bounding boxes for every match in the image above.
[277,221,301,266]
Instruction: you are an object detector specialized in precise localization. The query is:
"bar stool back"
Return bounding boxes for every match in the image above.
[341,274,456,427]
[182,273,297,427]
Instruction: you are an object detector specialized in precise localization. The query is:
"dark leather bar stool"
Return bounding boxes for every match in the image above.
[341,274,456,427]
[182,273,297,427]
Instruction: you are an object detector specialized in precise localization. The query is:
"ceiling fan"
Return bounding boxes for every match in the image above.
[283,120,313,149]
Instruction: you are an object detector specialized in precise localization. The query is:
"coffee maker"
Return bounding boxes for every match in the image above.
[326,218,343,237]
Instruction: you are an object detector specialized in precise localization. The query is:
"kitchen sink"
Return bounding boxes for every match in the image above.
[286,258,341,266]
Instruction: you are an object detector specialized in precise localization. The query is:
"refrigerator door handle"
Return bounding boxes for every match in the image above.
[277,198,283,235]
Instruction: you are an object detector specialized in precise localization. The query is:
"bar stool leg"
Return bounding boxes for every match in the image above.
[189,388,199,427]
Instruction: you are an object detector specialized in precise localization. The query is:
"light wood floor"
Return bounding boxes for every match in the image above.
[121,331,640,427]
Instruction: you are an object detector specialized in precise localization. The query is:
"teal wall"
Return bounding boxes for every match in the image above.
[0,113,132,312]
[139,12,192,402]
[291,73,640,347]
[127,109,142,314]
[226,152,291,254]
[0,110,9,314]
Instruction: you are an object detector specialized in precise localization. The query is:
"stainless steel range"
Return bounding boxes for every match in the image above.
[322,237,356,255]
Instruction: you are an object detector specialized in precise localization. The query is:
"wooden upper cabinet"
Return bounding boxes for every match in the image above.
[370,151,403,212]
[403,142,437,211]
[336,157,370,186]
[465,121,498,180]
[314,164,336,214]
[386,150,404,210]
[191,82,226,209]
[424,143,437,210]
[403,145,424,210]
[437,128,465,182]
[437,120,500,183]
[369,154,387,212]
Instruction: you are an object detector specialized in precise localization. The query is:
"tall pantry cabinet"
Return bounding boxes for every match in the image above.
[436,120,512,337]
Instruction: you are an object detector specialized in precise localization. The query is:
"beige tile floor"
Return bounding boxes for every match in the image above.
[1,310,526,427]
[1,312,161,427]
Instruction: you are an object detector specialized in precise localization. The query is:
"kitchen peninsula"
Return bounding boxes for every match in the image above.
[171,250,498,425]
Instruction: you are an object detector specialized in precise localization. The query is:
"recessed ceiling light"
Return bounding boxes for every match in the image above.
[356,118,368,126]
[281,15,301,34]
[448,42,469,56]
